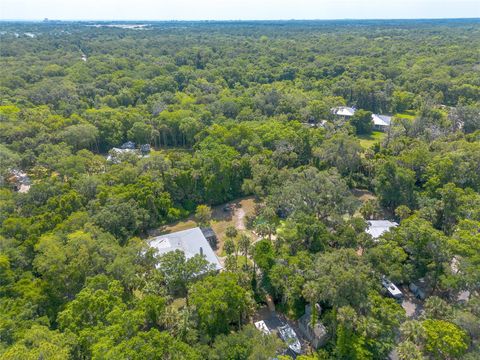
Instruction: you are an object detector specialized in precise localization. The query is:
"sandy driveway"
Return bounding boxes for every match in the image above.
[235,207,246,230]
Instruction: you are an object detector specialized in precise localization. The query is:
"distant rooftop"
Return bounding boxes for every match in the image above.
[332,106,356,117]
[121,141,136,150]
[106,147,137,162]
[366,220,398,239]
[149,227,222,270]
[372,113,392,126]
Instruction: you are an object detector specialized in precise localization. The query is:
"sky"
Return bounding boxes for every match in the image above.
[1,0,479,21]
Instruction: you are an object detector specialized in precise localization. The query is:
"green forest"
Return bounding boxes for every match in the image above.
[0,19,479,359]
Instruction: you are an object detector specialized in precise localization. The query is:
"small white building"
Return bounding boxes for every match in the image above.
[149,227,222,270]
[371,114,393,131]
[106,148,138,163]
[366,220,398,240]
[254,320,271,335]
[331,106,356,118]
[7,170,31,193]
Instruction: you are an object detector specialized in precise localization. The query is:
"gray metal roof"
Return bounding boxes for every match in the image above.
[372,114,392,127]
[149,227,222,270]
[366,220,398,239]
[332,106,356,117]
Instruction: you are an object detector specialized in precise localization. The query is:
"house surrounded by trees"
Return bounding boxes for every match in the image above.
[149,227,223,270]
[371,114,393,131]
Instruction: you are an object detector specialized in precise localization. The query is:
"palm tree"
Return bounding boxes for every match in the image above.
[396,341,424,360]
[224,238,236,256]
[260,206,278,241]
[225,225,238,240]
[302,281,319,327]
[238,233,251,267]
[161,306,180,333]
[400,320,424,344]
[254,222,270,240]
[176,307,197,343]
[423,296,453,320]
[225,225,238,259]
[224,254,237,272]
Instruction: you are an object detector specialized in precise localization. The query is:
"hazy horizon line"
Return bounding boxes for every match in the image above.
[1,17,479,22]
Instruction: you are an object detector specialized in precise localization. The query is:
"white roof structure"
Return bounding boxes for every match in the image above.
[371,114,392,127]
[106,148,138,162]
[278,324,302,354]
[366,220,398,239]
[332,106,356,117]
[381,276,403,299]
[254,320,271,335]
[7,170,31,193]
[149,227,222,270]
[18,184,31,193]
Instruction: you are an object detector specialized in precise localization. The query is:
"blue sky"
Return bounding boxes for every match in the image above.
[1,0,479,20]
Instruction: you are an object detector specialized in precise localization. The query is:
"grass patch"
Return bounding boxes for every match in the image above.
[162,219,197,233]
[358,131,386,149]
[395,112,416,121]
[236,255,253,268]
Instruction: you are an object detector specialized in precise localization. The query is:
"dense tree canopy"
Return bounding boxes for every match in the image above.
[0,19,479,359]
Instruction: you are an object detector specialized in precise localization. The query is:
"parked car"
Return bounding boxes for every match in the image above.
[278,324,302,354]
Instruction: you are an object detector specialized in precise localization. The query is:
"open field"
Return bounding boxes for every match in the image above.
[358,131,387,149]
[394,111,417,121]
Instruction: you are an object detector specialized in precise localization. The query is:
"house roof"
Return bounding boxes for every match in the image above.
[8,169,30,184]
[299,309,327,339]
[332,106,356,117]
[121,141,136,149]
[372,114,392,127]
[366,220,398,239]
[200,227,216,239]
[140,144,151,152]
[18,184,31,193]
[149,227,222,270]
[106,148,138,162]
[254,320,271,335]
[110,147,135,153]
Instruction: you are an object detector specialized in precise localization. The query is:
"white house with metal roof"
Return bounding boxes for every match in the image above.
[331,106,356,118]
[366,220,398,240]
[331,107,393,130]
[371,114,393,131]
[149,227,222,270]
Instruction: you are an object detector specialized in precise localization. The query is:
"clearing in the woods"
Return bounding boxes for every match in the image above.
[156,196,257,256]
[358,131,387,149]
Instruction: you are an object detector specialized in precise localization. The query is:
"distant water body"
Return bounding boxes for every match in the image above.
[86,24,151,29]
